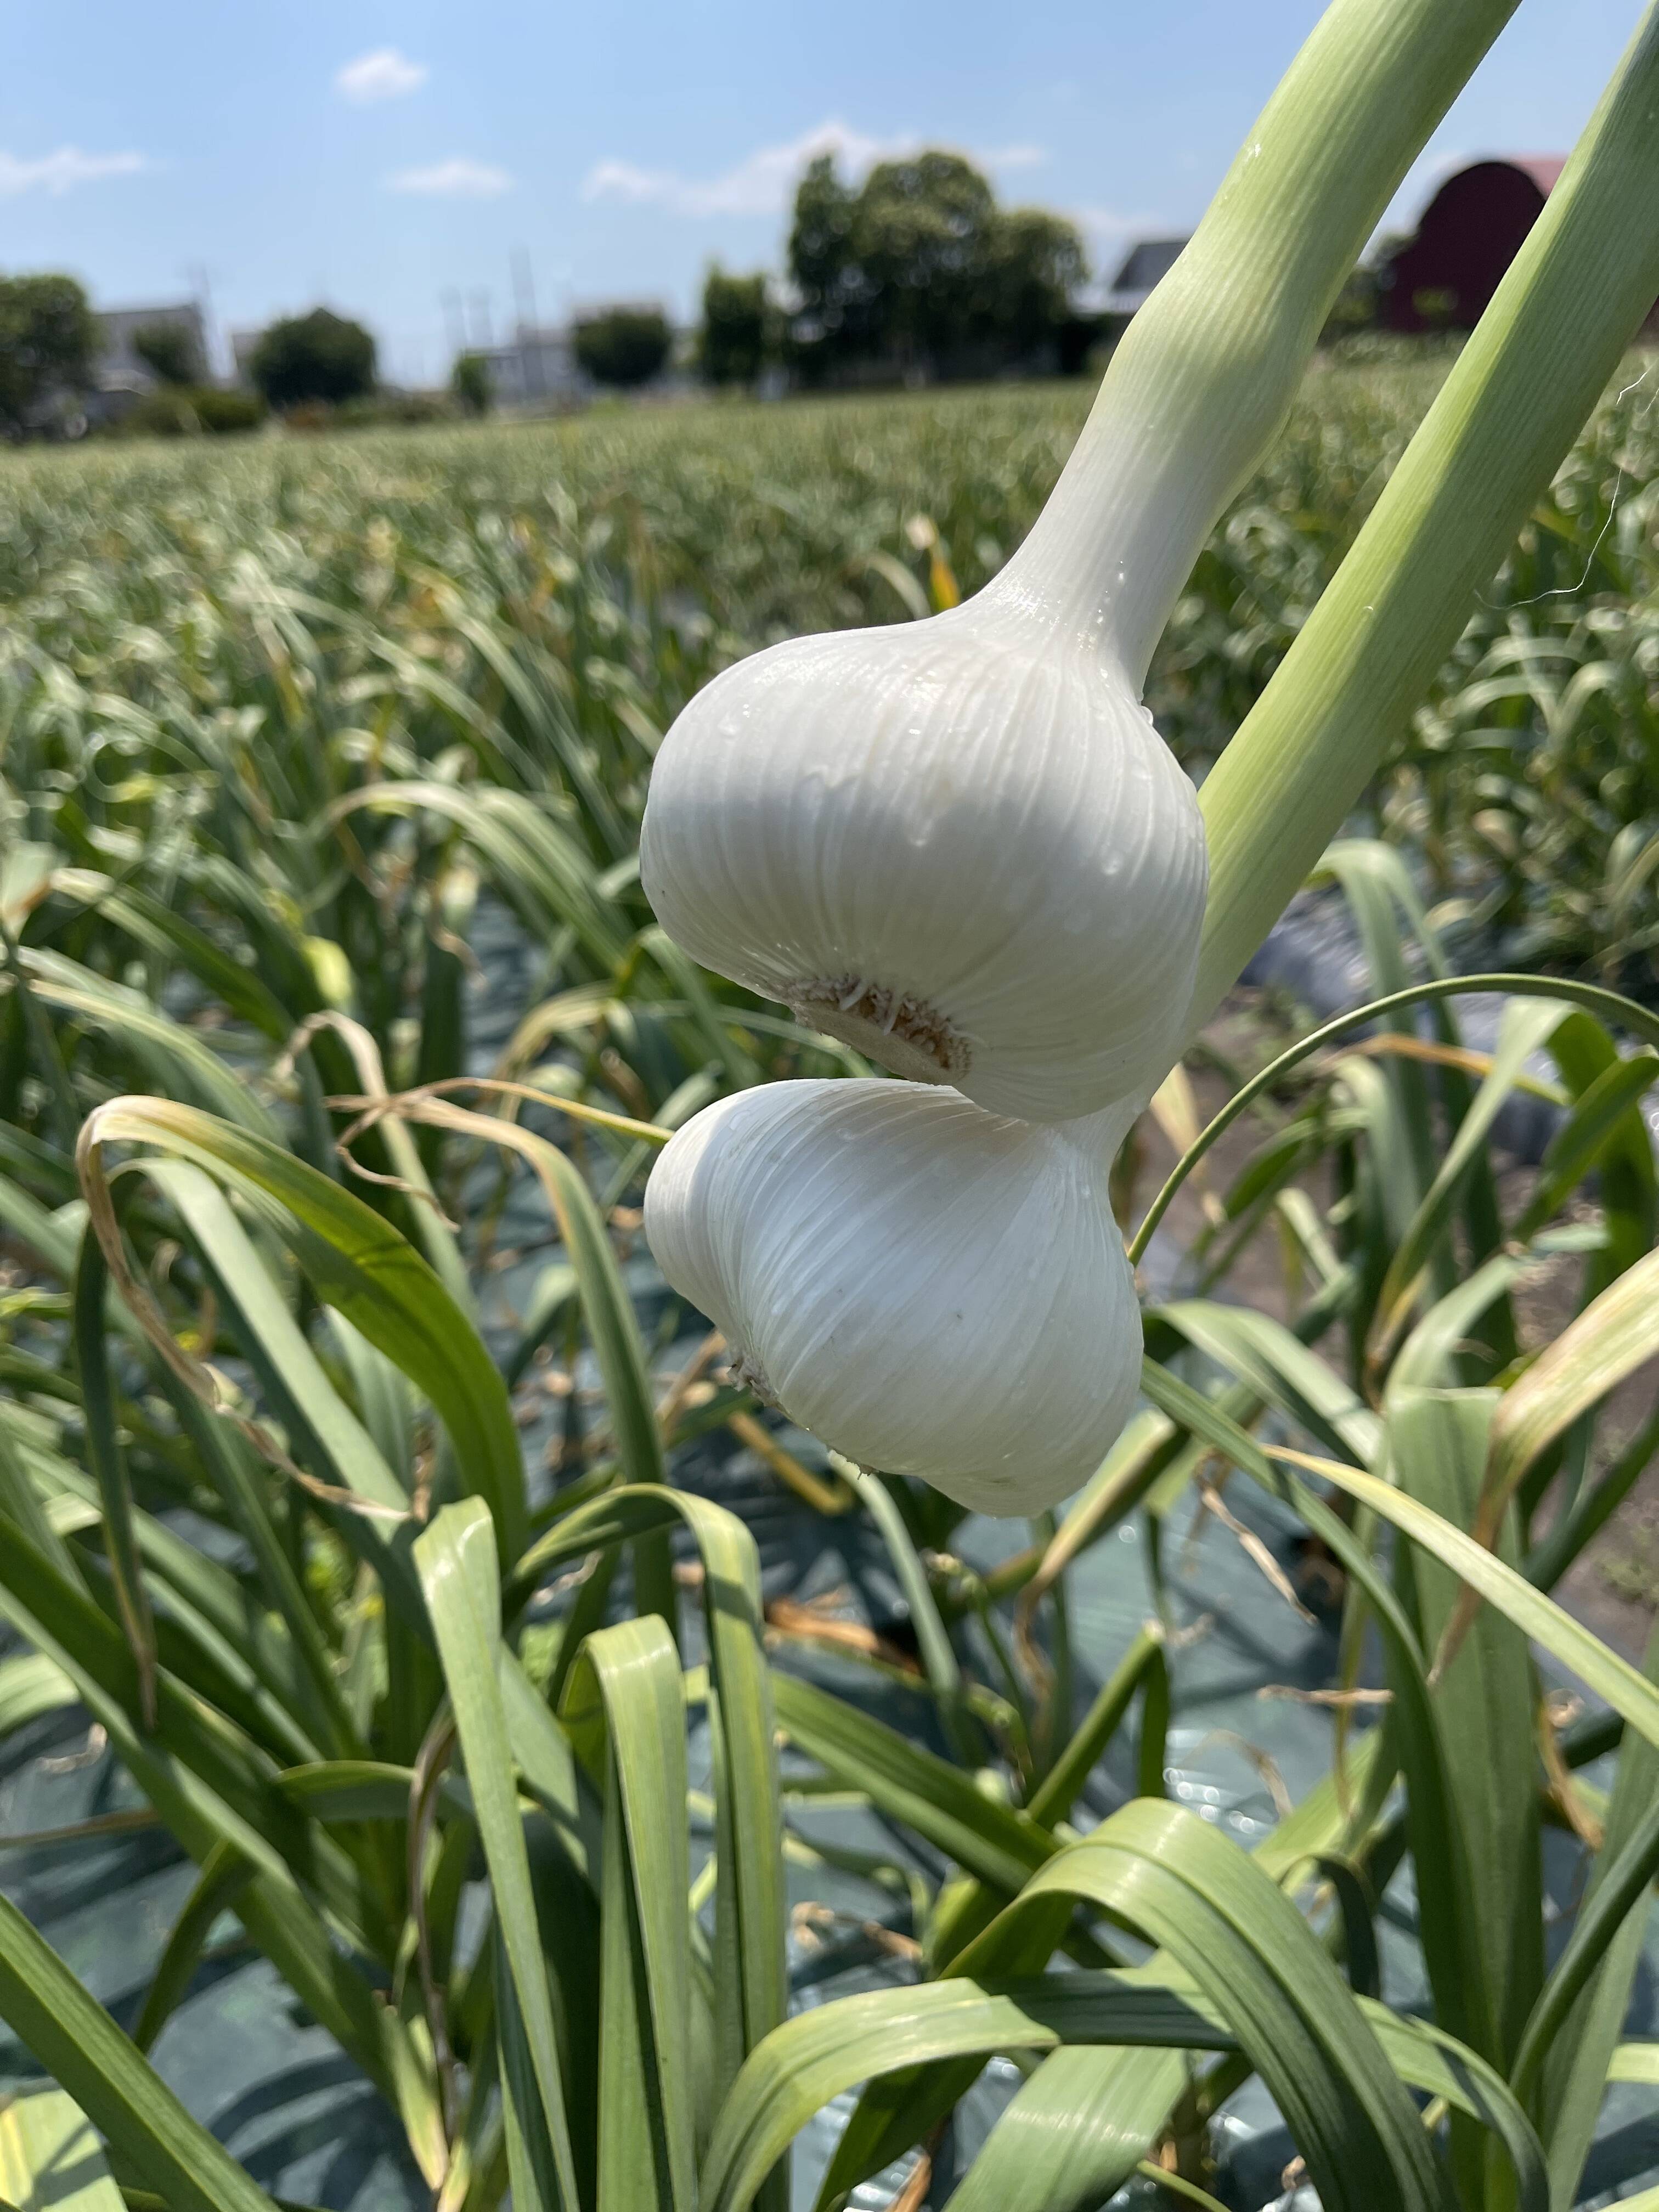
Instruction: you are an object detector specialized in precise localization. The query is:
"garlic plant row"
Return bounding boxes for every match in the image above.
[636,0,1532,1516]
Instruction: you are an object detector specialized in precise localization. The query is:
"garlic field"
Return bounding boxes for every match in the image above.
[7,352,1653,985]
[3,354,1659,2212]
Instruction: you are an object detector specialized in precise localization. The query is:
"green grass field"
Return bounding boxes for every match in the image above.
[5,353,1653,985]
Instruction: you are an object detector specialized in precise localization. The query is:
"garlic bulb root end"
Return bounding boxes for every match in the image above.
[639,606,1209,1125]
[784,975,968,1086]
[729,1347,783,1410]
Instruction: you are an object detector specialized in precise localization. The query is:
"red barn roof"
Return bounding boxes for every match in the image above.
[1507,156,1566,197]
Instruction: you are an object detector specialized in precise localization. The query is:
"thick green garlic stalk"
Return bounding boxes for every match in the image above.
[639,0,1578,1514]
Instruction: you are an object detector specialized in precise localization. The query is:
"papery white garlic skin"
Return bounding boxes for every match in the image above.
[638,595,1207,1125]
[644,1077,1143,1516]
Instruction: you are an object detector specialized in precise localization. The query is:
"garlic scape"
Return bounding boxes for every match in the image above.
[645,1079,1142,1514]
[641,543,1206,1126]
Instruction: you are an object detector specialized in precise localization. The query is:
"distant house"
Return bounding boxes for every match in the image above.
[93,302,209,413]
[1097,238,1190,342]
[1103,239,1190,317]
[1380,159,1564,332]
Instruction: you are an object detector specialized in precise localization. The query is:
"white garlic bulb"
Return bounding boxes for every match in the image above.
[645,1077,1142,1515]
[639,591,1206,1125]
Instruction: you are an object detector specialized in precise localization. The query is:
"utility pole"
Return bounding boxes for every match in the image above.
[441,289,467,366]
[511,246,538,337]
[511,246,544,400]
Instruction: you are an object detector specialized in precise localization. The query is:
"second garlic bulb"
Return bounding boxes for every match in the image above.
[645,1077,1143,1515]
[639,595,1206,1125]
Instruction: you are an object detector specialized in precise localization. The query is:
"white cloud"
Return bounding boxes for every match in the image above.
[336,48,428,103]
[582,120,1048,221]
[0,146,148,196]
[387,157,511,199]
[984,144,1047,172]
[1075,205,1170,242]
[583,123,899,219]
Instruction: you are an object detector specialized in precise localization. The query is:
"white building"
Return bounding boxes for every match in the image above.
[474,324,589,409]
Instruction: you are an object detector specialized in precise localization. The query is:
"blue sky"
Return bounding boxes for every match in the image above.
[1,2,1641,384]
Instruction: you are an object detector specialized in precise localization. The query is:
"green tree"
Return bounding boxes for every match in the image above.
[132,319,201,387]
[785,151,1087,381]
[698,267,772,386]
[450,349,492,416]
[975,207,1087,354]
[249,309,376,409]
[574,307,672,389]
[0,274,97,435]
[787,154,862,362]
[854,151,998,366]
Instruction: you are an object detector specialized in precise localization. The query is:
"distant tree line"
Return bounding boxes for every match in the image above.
[119,307,379,436]
[697,149,1092,391]
[121,313,268,435]
[0,276,387,440]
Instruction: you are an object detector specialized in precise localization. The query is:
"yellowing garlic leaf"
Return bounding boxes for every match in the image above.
[644,1077,1142,1515]
[639,599,1206,1124]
